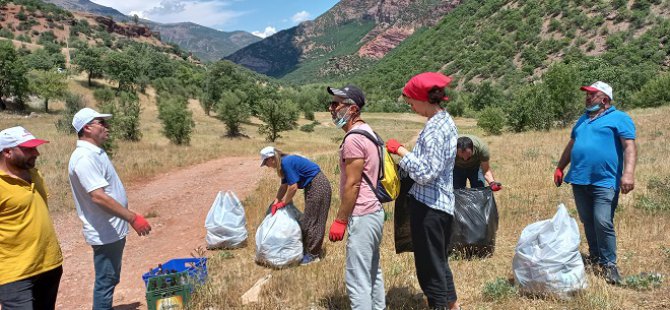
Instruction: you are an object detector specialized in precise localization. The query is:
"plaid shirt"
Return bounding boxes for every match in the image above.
[399,111,458,215]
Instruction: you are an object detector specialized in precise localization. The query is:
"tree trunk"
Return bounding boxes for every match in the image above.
[0,97,6,111]
[44,98,49,113]
[88,72,92,87]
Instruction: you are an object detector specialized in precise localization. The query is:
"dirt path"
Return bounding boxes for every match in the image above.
[53,156,264,310]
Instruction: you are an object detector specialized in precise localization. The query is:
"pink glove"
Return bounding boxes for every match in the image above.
[554,168,564,187]
[490,181,502,191]
[271,201,287,215]
[386,139,403,155]
[130,213,151,236]
[328,219,347,242]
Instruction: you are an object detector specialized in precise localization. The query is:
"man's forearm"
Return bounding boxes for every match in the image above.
[557,140,574,170]
[91,190,134,222]
[623,141,637,176]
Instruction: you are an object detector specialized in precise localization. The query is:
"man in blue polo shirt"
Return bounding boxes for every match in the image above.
[553,81,637,285]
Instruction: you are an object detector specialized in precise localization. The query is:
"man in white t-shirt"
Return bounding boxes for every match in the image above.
[68,108,151,310]
[327,85,385,310]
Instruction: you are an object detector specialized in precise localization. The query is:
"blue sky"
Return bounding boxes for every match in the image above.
[90,0,340,38]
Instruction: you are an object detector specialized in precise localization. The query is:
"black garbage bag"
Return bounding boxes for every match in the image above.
[394,168,414,254]
[448,187,499,258]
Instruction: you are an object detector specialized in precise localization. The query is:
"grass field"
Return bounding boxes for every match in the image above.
[189,107,670,309]
[2,76,668,308]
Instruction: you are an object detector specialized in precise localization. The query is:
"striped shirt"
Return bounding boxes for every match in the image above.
[399,110,458,215]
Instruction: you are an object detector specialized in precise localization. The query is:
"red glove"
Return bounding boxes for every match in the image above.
[490,181,502,191]
[271,201,287,215]
[554,168,564,187]
[386,139,403,155]
[130,213,151,236]
[328,219,347,242]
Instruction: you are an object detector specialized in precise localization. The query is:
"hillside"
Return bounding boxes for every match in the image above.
[43,0,260,61]
[354,0,670,102]
[0,1,166,51]
[145,21,261,61]
[41,0,127,21]
[225,0,461,81]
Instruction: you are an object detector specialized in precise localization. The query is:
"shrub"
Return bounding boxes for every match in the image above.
[482,277,517,301]
[55,93,85,134]
[216,90,251,137]
[300,121,319,132]
[630,72,670,108]
[635,176,670,212]
[114,92,142,141]
[620,272,663,290]
[477,106,506,135]
[157,96,195,145]
[257,99,299,142]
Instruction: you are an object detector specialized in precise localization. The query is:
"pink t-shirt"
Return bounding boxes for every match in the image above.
[339,123,382,216]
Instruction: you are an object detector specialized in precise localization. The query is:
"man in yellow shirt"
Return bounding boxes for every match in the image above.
[0,126,63,310]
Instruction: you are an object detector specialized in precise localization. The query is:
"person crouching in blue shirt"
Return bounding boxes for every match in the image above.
[260,146,332,265]
[554,81,637,285]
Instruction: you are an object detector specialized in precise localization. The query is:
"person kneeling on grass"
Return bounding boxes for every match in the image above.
[260,146,332,265]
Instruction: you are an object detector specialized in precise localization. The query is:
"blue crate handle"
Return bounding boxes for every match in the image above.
[142,257,207,287]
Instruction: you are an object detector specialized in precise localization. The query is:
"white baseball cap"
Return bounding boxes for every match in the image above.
[0,126,49,151]
[580,81,613,101]
[260,146,275,166]
[72,108,112,132]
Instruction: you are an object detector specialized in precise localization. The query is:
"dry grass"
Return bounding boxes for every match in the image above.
[4,74,669,308]
[190,107,670,309]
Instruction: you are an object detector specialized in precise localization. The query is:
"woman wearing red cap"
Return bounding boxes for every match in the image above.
[386,72,461,310]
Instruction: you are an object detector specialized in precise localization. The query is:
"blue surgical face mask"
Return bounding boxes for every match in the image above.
[585,104,601,113]
[333,106,352,128]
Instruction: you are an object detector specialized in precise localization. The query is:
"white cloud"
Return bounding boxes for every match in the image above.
[90,0,244,28]
[252,26,277,38]
[291,10,311,24]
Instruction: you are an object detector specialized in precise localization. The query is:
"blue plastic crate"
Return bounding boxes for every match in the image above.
[142,258,207,287]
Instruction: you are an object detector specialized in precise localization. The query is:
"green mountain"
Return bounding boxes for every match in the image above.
[145,21,260,62]
[43,0,260,61]
[354,0,670,104]
[225,0,460,82]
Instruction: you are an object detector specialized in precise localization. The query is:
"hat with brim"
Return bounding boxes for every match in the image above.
[580,81,613,100]
[260,146,275,166]
[72,108,112,133]
[0,126,49,151]
[327,85,366,108]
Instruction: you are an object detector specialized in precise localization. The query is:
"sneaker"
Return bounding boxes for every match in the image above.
[300,254,320,266]
[602,263,622,285]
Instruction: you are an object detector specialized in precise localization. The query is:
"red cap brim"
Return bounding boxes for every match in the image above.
[18,139,49,148]
[580,86,599,92]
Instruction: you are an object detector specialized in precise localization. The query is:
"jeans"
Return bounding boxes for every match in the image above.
[453,166,485,189]
[572,185,619,265]
[0,266,63,310]
[345,209,385,310]
[92,238,126,310]
[408,195,458,308]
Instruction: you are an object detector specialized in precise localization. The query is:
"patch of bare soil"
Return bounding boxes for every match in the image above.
[53,155,263,309]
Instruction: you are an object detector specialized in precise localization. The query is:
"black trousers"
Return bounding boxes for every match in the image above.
[0,265,63,310]
[408,195,458,308]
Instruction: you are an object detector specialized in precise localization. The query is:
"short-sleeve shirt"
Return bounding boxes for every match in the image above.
[280,155,321,189]
[0,168,63,285]
[455,134,490,168]
[565,107,636,189]
[68,140,129,245]
[339,123,382,216]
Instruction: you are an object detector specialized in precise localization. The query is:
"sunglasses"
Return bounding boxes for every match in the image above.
[88,119,109,127]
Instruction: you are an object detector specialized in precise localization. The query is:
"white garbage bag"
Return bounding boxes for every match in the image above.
[205,191,248,249]
[512,204,587,298]
[255,204,303,268]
